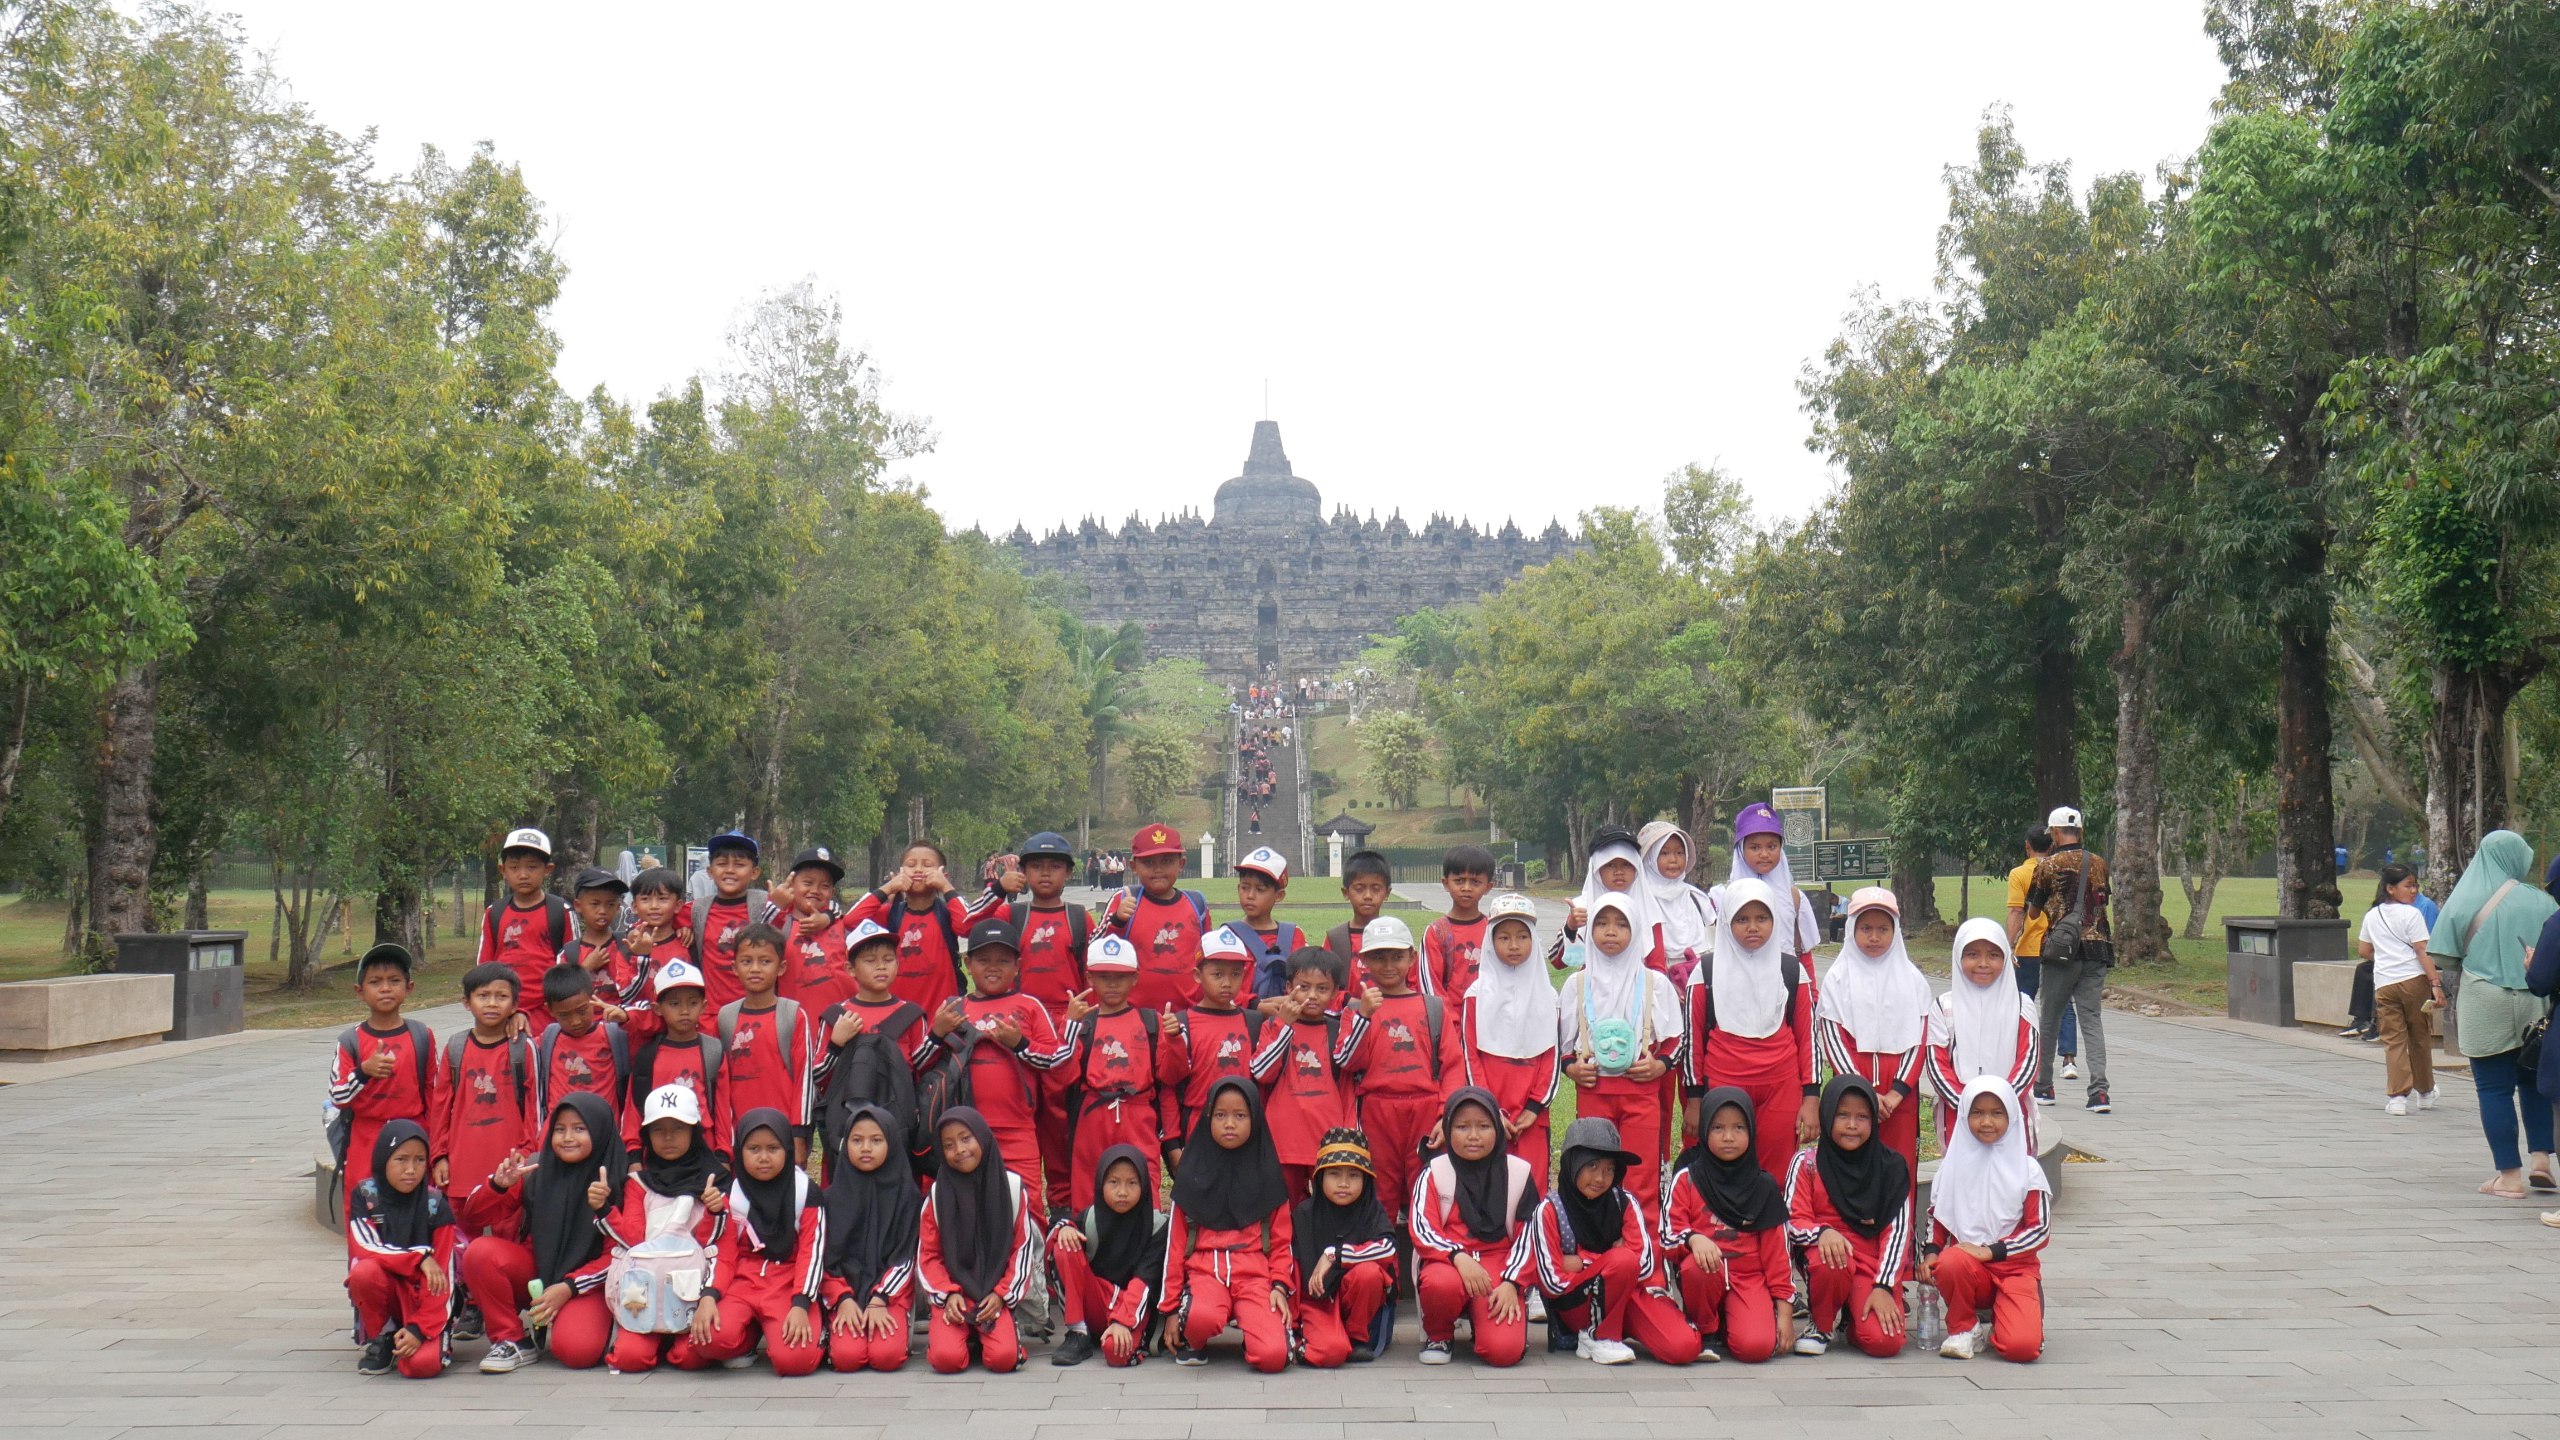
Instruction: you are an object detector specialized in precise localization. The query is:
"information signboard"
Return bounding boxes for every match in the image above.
[1813,837,1894,882]
[1770,787,1827,876]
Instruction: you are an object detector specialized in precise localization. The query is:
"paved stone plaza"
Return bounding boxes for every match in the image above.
[0,990,2545,1439]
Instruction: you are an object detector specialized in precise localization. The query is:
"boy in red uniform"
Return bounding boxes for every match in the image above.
[327,943,434,1218]
[432,963,541,1209]
[690,830,770,1015]
[980,832,1088,1213]
[777,846,859,1013]
[1226,847,1303,1004]
[1342,917,1461,1222]
[559,867,632,1021]
[606,866,691,1040]
[845,839,990,1013]
[950,918,1075,1202]
[534,965,630,1125]
[623,958,733,1155]
[1250,947,1368,1199]
[716,923,818,1164]
[477,826,569,1034]
[1422,844,1497,998]
[812,920,950,1162]
[1060,934,1175,1211]
[1321,850,1395,984]
[1100,823,1212,1011]
[1162,928,1267,1146]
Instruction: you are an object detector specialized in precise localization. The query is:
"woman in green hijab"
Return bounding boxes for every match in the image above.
[2430,831,2559,1198]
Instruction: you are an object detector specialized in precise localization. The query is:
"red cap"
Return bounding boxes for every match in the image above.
[1130,823,1185,858]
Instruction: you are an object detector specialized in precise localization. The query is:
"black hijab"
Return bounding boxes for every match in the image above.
[527,1093,625,1286]
[1554,1117,1630,1252]
[1084,1144,1167,1289]
[1814,1075,1909,1239]
[731,1108,803,1261]
[823,1106,918,1301]
[1683,1086,1787,1233]
[932,1107,1018,1298]
[1292,1160,1392,1299]
[364,1120,447,1249]
[634,1104,730,1200]
[1170,1079,1290,1234]
[1440,1088,1531,1244]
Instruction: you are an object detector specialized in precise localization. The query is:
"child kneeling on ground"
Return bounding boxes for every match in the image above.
[599,1084,730,1373]
[821,1106,919,1373]
[1051,1143,1167,1368]
[1663,1087,1795,1362]
[693,1109,824,1375]
[1534,1117,1701,1366]
[1162,1077,1296,1371]
[347,1120,457,1379]
[1410,1088,1537,1367]
[458,1093,623,1373]
[1923,1077,2051,1362]
[1786,1076,1913,1359]
[1293,1128,1399,1367]
[917,1108,1040,1373]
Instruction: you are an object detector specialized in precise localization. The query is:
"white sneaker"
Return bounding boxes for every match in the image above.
[2384,1095,2410,1116]
[2418,1089,2440,1111]
[1574,1329,1593,1360]
[2060,1058,2081,1081]
[478,1340,534,1374]
[1418,1340,1453,1365]
[1526,1291,1547,1322]
[1792,1330,1829,1356]
[1587,1336,1637,1365]
[1938,1328,1980,1360]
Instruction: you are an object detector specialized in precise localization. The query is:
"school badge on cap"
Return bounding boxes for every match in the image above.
[1238,846,1289,884]
[844,919,892,952]
[1085,933,1139,973]
[1199,928,1251,964]
[1130,824,1184,858]
[651,958,706,996]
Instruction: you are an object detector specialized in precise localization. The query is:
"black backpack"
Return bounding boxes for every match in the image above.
[912,1025,976,1165]
[819,1005,925,1161]
[326,1020,432,1167]
[2041,853,2104,966]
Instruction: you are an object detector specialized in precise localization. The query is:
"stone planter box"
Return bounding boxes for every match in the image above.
[0,974,175,1061]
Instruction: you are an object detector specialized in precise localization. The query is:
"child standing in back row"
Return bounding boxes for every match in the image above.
[479,827,569,1034]
[689,830,770,1016]
[1423,845,1496,998]
[1252,947,1368,1200]
[1455,894,1559,1191]
[716,925,817,1165]
[1323,850,1396,987]
[1813,887,1934,1179]
[1686,877,1818,1174]
[1225,847,1304,1005]
[1557,895,1684,1213]
[1061,935,1177,1211]
[1102,823,1214,1011]
[1343,917,1460,1222]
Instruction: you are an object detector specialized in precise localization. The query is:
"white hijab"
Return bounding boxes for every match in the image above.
[1814,894,1932,1054]
[1637,821,1714,958]
[1938,917,2032,1083]
[1697,876,1789,1039]
[1561,894,1684,1051]
[1577,837,1655,950]
[1930,1076,2050,1246]
[1468,914,1559,1059]
[1725,844,1818,952]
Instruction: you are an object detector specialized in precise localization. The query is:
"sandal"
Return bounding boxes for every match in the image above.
[2481,1177,2528,1199]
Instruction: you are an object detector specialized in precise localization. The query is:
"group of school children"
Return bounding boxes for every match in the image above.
[328,806,2056,1381]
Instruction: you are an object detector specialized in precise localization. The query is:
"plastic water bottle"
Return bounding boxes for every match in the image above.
[1913,1281,1944,1349]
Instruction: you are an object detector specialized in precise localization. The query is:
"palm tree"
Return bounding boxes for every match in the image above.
[1066,618,1148,850]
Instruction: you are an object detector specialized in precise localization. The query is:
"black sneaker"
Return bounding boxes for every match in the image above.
[1547,1323,1579,1354]
[2033,1084,2056,1106]
[1171,1343,1208,1367]
[450,1303,484,1344]
[1051,1329,1098,1367]
[2085,1089,2111,1113]
[356,1333,396,1377]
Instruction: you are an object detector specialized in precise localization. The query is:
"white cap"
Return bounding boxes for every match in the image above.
[651,957,706,997]
[1199,928,1252,965]
[1484,892,1538,932]
[844,918,892,952]
[1359,914,1416,953]
[501,826,553,858]
[1237,847,1290,884]
[642,1083,701,1127]
[1085,933,1138,974]
[2046,806,2084,830]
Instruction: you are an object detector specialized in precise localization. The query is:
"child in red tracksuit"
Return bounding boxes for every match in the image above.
[821,1106,919,1372]
[1049,1143,1167,1368]
[696,1109,825,1376]
[1455,896,1560,1191]
[980,833,1089,1213]
[1422,844,1497,997]
[776,846,860,1014]
[600,1083,732,1373]
[455,1092,623,1373]
[1342,920,1460,1222]
[1814,888,1934,1179]
[811,921,947,1165]
[1162,930,1267,1139]
[1226,847,1303,1005]
[1928,919,2042,1150]
[846,839,991,1014]
[347,1120,456,1378]
[1101,822,1213,1011]
[951,918,1075,1202]
[716,926,817,1164]
[917,1109,1041,1374]
[622,959,734,1157]
[1534,1118,1702,1366]
[561,866,636,1023]
[1558,895,1684,1214]
[328,944,434,1219]
[479,827,569,1034]
[1410,1088,1537,1367]
[1160,1078,1296,1372]
[689,830,768,1016]
[1685,877,1819,1176]
[1663,1088,1797,1363]
[1292,1128,1399,1368]
[1923,1077,2050,1362]
[605,866,693,1041]
[434,966,541,1218]
[535,966,629,1123]
[1061,934,1175,1212]
[1786,1076,1913,1359]
[1251,948,1369,1199]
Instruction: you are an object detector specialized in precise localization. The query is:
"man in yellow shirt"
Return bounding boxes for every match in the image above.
[2005,824,2078,1099]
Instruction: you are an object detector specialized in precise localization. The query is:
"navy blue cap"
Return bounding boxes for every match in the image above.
[1020,832,1075,861]
[706,829,758,859]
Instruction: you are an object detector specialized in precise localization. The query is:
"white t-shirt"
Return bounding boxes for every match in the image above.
[2360,902,2433,989]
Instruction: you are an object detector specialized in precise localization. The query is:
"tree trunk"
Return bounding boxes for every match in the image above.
[2337,640,2424,817]
[2272,594,2340,919]
[1891,846,1940,931]
[184,861,209,930]
[454,865,470,940]
[0,674,33,839]
[550,782,600,877]
[374,872,424,957]
[2422,659,2537,892]
[85,663,161,951]
[2109,589,2172,967]
[2028,496,2079,811]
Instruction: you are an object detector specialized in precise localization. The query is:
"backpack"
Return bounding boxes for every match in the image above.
[714,997,802,1054]
[1426,1152,1533,1238]
[326,1020,432,1167]
[444,1033,536,1125]
[817,1004,924,1160]
[604,1195,710,1334]
[876,896,966,996]
[486,895,571,955]
[535,1021,631,1113]
[2041,853,2106,967]
[687,888,773,966]
[1233,921,1305,1001]
[626,1034,726,1124]
[911,1025,976,1162]
[1016,903,1092,988]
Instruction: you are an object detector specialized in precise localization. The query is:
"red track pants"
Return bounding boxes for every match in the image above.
[456,1236,612,1367]
[1672,1255,1783,1363]
[1931,1248,2043,1361]
[1416,1255,1525,1366]
[1295,1257,1391,1368]
[345,1256,450,1378]
[1545,1248,1701,1362]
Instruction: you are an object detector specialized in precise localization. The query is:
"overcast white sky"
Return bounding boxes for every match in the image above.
[210,2,2228,536]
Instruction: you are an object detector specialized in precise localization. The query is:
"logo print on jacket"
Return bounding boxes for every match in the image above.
[1027,922,1059,950]
[1214,1035,1245,1063]
[1150,924,1181,957]
[1100,1037,1132,1068]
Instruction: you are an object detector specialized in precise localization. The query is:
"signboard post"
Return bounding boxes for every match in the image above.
[1812,838,1894,884]
[1769,787,1828,879]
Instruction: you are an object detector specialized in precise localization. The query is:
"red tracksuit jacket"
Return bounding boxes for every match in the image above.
[958,991,1073,1135]
[812,997,947,1093]
[1408,1157,1537,1283]
[844,893,975,1014]
[328,1019,437,1172]
[536,1020,627,1122]
[1784,1149,1915,1284]
[1250,1014,1368,1167]
[1103,890,1212,1011]
[916,1175,1040,1303]
[624,1034,733,1154]
[1660,1168,1797,1303]
[1065,1007,1178,1141]
[600,1181,725,1277]
[719,1000,817,1129]
[780,909,859,1014]
[706,1177,825,1315]
[480,895,569,1032]
[1424,915,1493,999]
[1345,994,1460,1104]
[692,894,758,1016]
[1451,997,1561,1119]
[1529,1186,1663,1294]
[986,901,1087,1014]
[455,1178,613,1296]
[1162,1006,1266,1135]
[432,1035,540,1213]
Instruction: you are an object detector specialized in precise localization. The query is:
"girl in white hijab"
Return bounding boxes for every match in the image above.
[1551,827,1662,971]
[1460,896,1563,1190]
[1923,1076,2051,1362]
[1637,821,1715,982]
[1557,894,1685,1211]
[1684,876,1817,1174]
[1722,802,1823,956]
[1926,918,2040,1150]
[1812,887,1935,1178]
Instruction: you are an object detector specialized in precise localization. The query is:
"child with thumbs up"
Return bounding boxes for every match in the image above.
[1058,934,1175,1212]
[1250,947,1368,1201]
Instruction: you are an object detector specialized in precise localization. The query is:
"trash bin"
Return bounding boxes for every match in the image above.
[112,931,248,1040]
[2224,917,2349,1027]
[1494,861,1526,890]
